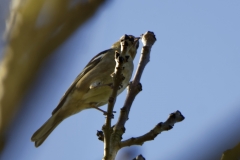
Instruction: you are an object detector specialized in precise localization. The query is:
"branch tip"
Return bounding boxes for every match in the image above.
[169,110,185,122]
[119,110,185,148]
[141,31,156,47]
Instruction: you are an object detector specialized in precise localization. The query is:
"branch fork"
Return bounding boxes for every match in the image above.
[101,31,185,160]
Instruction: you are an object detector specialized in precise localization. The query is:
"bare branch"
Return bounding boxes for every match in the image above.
[112,31,156,138]
[133,31,157,84]
[120,111,185,148]
[102,35,131,160]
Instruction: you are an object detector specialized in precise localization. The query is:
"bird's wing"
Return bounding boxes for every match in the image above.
[51,49,112,115]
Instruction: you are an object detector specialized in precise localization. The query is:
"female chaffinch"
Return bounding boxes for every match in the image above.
[31,34,140,147]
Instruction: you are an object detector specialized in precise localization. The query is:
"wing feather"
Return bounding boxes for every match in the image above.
[51,49,112,115]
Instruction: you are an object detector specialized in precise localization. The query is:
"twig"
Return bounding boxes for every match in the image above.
[102,35,131,160]
[102,51,124,159]
[115,31,156,129]
[120,111,185,148]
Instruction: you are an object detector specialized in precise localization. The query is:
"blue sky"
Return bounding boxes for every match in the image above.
[1,0,240,160]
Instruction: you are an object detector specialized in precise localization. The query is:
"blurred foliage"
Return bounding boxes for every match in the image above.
[221,143,240,160]
[0,0,106,152]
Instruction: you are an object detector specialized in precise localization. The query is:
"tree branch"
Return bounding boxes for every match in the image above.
[102,35,131,160]
[120,111,185,148]
[115,31,156,129]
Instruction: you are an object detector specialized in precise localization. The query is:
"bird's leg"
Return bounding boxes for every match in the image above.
[95,107,116,114]
[95,107,115,118]
[90,103,115,118]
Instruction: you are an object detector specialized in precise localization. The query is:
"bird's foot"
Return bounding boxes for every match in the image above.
[94,107,116,118]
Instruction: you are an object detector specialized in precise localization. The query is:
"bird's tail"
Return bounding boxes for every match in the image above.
[31,114,62,147]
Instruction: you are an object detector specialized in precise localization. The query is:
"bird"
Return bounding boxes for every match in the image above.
[31,34,140,147]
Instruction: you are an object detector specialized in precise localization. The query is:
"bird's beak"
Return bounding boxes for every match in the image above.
[134,37,140,44]
[134,37,141,41]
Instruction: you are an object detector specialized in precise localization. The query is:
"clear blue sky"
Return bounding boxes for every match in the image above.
[2,0,240,160]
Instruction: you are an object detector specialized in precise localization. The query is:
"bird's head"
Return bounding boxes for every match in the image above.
[111,34,140,59]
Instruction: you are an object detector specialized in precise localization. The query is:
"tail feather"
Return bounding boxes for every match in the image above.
[31,114,62,147]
